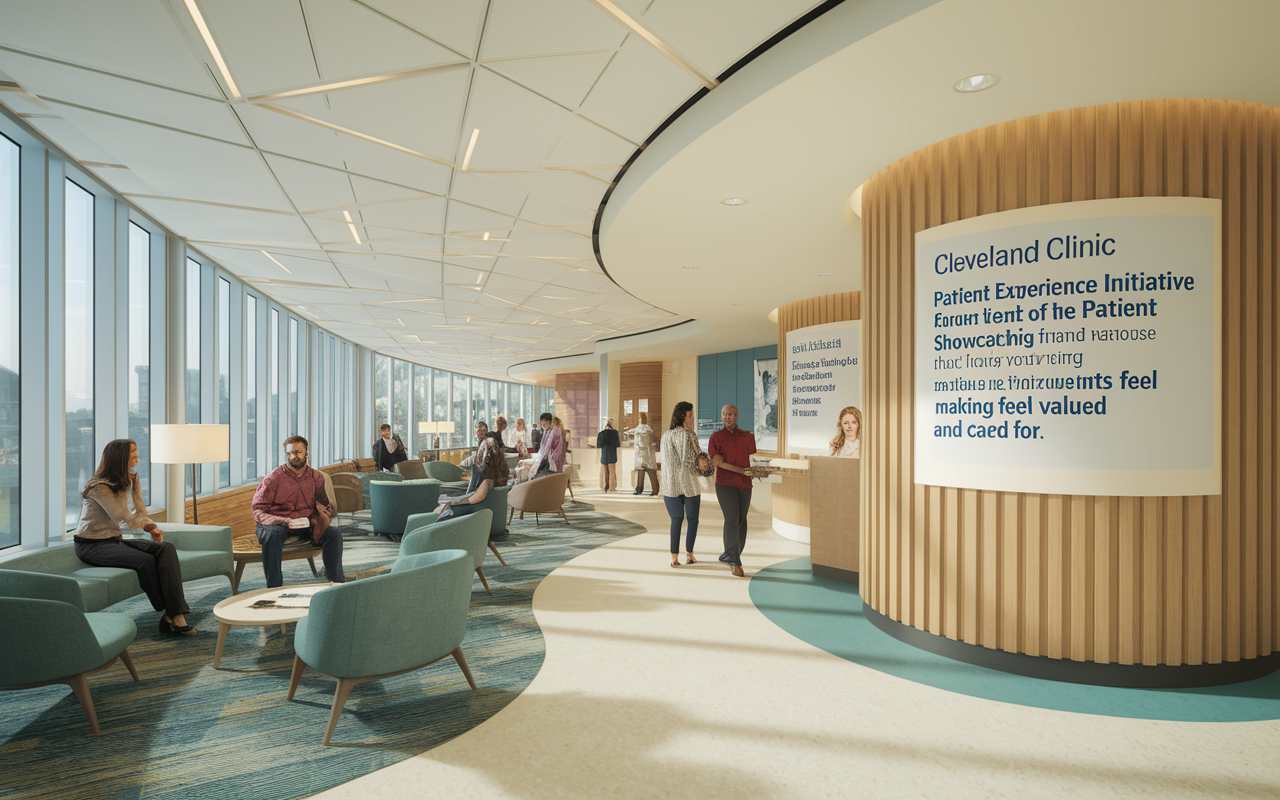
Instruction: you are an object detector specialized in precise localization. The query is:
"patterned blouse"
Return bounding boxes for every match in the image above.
[660,426,705,498]
[631,424,658,470]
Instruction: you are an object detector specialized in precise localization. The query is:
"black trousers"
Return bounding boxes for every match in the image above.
[74,537,191,617]
[715,485,752,566]
[634,468,658,494]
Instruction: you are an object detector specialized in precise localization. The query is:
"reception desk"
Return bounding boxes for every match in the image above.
[809,457,859,584]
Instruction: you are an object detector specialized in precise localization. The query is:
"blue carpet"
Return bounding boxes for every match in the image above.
[0,501,643,800]
[749,557,1280,722]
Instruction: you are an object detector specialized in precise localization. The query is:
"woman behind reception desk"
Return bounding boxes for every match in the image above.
[828,406,862,458]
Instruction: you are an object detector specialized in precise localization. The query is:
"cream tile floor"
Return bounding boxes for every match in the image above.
[318,486,1280,799]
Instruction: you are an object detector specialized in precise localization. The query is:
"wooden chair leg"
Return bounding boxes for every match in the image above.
[323,677,357,746]
[560,509,571,525]
[452,646,477,690]
[534,512,540,526]
[66,673,100,736]
[287,654,306,701]
[119,648,140,682]
[231,560,246,594]
[307,558,320,578]
[567,482,576,502]
[519,510,525,520]
[507,506,515,524]
[488,542,507,565]
[475,567,491,596]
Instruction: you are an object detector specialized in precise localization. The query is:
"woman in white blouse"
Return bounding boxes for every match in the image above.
[73,439,195,635]
[506,418,532,452]
[828,406,862,458]
[659,401,707,567]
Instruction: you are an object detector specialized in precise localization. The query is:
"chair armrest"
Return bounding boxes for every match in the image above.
[334,485,362,512]
[0,598,103,684]
[403,511,439,539]
[164,526,234,553]
[0,569,86,611]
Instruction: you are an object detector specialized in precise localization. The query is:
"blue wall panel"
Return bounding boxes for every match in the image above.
[693,344,778,449]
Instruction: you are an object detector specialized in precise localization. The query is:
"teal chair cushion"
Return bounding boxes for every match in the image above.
[295,549,472,679]
[370,479,442,537]
[86,611,137,659]
[399,510,491,570]
[175,550,235,583]
[0,597,135,687]
[423,461,464,482]
[68,567,141,607]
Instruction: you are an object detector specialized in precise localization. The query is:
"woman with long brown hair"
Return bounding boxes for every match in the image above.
[828,406,862,458]
[435,435,509,520]
[73,439,196,635]
[659,401,707,567]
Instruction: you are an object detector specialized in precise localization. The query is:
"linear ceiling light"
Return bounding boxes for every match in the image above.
[182,0,241,98]
[257,103,452,167]
[261,250,291,274]
[247,62,469,103]
[461,129,480,171]
[342,210,363,245]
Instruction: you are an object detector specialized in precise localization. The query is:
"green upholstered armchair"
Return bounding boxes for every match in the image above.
[369,479,442,540]
[400,509,494,594]
[423,460,470,496]
[287,549,476,745]
[0,571,140,735]
[359,470,404,507]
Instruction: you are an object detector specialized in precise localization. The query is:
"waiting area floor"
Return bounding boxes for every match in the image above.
[317,485,1280,800]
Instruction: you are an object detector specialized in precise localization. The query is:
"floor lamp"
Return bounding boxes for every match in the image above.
[151,424,230,525]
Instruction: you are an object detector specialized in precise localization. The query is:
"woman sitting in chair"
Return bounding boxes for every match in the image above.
[436,436,509,519]
[73,439,196,636]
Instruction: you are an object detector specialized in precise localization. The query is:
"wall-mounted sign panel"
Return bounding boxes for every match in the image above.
[914,197,1221,496]
[785,320,861,456]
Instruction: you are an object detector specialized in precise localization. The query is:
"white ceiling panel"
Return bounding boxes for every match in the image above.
[481,0,628,60]
[500,226,593,258]
[0,50,249,145]
[460,70,575,168]
[448,173,530,217]
[491,257,576,284]
[305,0,463,80]
[362,0,488,59]
[514,193,597,227]
[18,117,126,167]
[550,270,625,294]
[577,46,703,143]
[48,103,291,210]
[482,53,614,109]
[356,196,448,234]
[444,200,518,234]
[543,113,637,166]
[276,66,469,159]
[199,0,319,96]
[133,198,315,248]
[0,0,217,95]
[485,273,545,296]
[264,154,358,211]
[480,171,603,214]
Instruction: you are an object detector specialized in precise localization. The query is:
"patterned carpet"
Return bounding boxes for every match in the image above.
[1,501,643,800]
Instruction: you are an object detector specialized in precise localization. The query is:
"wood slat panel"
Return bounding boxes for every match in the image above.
[860,99,1279,666]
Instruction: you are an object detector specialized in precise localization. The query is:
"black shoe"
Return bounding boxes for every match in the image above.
[633,490,642,495]
[159,616,196,636]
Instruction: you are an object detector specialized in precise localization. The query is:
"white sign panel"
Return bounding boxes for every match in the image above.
[914,197,1221,496]
[785,320,861,456]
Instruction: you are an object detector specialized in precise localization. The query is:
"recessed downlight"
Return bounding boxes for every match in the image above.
[953,73,1000,93]
[818,272,833,276]
[721,197,747,206]
[729,302,741,306]
[683,264,700,269]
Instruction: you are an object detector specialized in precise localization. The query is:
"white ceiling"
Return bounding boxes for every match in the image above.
[0,0,823,379]
[600,0,1280,344]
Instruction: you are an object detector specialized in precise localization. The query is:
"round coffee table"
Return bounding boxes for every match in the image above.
[212,584,333,668]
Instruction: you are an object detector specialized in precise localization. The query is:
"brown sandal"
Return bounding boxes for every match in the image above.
[685,554,698,565]
[670,557,680,568]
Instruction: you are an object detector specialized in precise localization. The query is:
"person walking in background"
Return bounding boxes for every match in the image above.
[373,423,408,471]
[596,418,620,491]
[533,412,565,476]
[829,406,862,458]
[252,435,345,588]
[709,404,756,578]
[660,401,705,568]
[631,412,659,496]
[73,439,196,636]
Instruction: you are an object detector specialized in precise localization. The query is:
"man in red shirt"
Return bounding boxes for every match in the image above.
[708,405,756,577]
[252,434,345,588]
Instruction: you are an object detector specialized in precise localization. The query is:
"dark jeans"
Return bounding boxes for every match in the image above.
[256,524,344,588]
[634,469,658,494]
[74,537,190,617]
[715,485,752,566]
[663,494,700,554]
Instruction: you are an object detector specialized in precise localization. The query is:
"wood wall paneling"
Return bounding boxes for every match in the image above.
[860,99,1279,667]
[554,372,598,452]
[620,362,662,434]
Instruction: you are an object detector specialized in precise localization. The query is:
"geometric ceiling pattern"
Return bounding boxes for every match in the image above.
[0,0,822,378]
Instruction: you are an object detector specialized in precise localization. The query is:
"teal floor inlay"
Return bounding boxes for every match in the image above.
[0,502,644,800]
[749,557,1280,722]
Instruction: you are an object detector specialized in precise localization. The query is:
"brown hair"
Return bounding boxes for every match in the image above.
[828,406,862,455]
[82,439,137,497]
[284,434,309,450]
[669,401,693,431]
[476,437,510,486]
[639,412,648,425]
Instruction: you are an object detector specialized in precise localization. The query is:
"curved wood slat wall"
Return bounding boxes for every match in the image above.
[773,292,861,529]
[860,99,1278,667]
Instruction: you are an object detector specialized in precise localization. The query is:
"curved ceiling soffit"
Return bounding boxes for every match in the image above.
[590,0,856,292]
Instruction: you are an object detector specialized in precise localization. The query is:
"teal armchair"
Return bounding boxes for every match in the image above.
[287,549,476,745]
[0,571,140,735]
[370,478,442,540]
[423,460,470,496]
[359,470,404,507]
[400,510,494,594]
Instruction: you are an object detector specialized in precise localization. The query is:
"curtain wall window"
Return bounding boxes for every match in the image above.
[288,317,298,436]
[431,369,448,447]
[126,223,150,504]
[217,277,230,488]
[269,308,279,469]
[184,257,200,492]
[0,134,17,549]
[64,180,94,528]
[412,364,429,453]
[452,374,467,447]
[374,354,390,437]
[392,359,409,445]
[246,295,257,480]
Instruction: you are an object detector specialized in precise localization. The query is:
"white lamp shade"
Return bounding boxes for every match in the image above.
[151,424,230,464]
[418,421,438,434]
[436,421,455,434]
